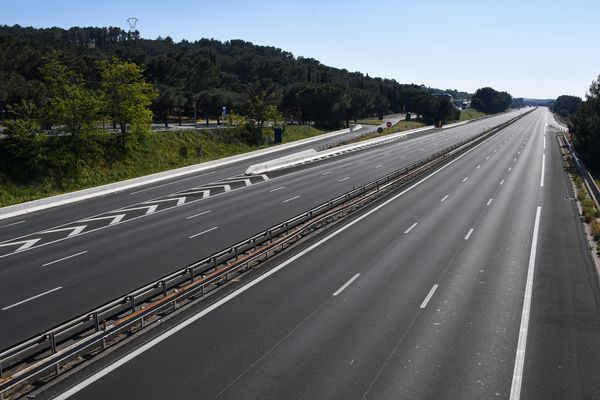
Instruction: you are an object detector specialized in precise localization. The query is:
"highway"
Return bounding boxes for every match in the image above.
[0,110,526,348]
[42,107,600,399]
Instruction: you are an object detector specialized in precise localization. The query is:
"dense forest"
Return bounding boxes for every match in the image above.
[0,24,463,128]
[570,76,600,171]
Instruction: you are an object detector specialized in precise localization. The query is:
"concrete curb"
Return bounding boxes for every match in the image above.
[0,125,362,221]
[245,124,435,175]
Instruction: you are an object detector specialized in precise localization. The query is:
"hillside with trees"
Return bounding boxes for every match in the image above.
[0,24,460,129]
[571,76,600,171]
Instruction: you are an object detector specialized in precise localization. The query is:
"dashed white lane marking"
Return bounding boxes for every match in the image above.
[375,165,383,169]
[464,228,474,240]
[513,158,517,162]
[186,210,211,219]
[129,171,215,195]
[543,136,546,150]
[476,165,481,169]
[0,220,26,229]
[282,195,301,203]
[333,273,361,296]
[188,226,218,239]
[321,171,333,176]
[487,198,493,206]
[339,177,350,182]
[404,222,418,234]
[486,156,490,160]
[509,206,542,400]
[441,195,449,202]
[269,186,285,193]
[358,160,367,164]
[2,287,63,311]
[462,177,469,182]
[540,154,545,187]
[500,179,505,185]
[508,167,512,172]
[419,284,439,309]
[42,251,88,267]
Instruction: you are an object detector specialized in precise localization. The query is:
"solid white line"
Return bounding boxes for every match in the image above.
[404,222,418,234]
[375,164,383,169]
[269,186,285,192]
[441,195,449,202]
[487,198,493,206]
[282,195,300,203]
[500,179,505,186]
[543,136,546,150]
[462,177,469,182]
[333,273,361,296]
[42,251,88,267]
[509,206,542,400]
[129,172,215,194]
[2,287,63,311]
[52,126,501,400]
[464,228,474,240]
[420,284,439,309]
[321,171,333,175]
[0,220,26,229]
[188,226,218,239]
[540,154,545,187]
[339,177,350,182]
[186,210,211,219]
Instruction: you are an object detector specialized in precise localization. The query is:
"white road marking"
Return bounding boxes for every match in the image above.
[486,156,490,160]
[128,172,215,194]
[269,186,285,192]
[401,155,407,159]
[186,210,211,220]
[404,222,418,234]
[420,284,439,309]
[441,195,449,202]
[508,167,512,172]
[476,165,481,169]
[509,206,542,400]
[513,158,517,162]
[188,227,218,239]
[540,154,545,187]
[375,165,383,169]
[487,198,493,206]
[51,125,502,400]
[2,287,63,311]
[321,171,333,175]
[333,273,361,296]
[339,177,350,182]
[283,195,300,203]
[358,160,367,164]
[464,228,474,240]
[462,177,469,182]
[500,179,505,185]
[42,251,87,267]
[543,136,546,150]
[0,220,26,229]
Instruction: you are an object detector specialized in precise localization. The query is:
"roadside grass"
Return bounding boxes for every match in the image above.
[459,108,486,121]
[570,166,600,256]
[355,118,384,125]
[333,120,426,146]
[0,125,329,207]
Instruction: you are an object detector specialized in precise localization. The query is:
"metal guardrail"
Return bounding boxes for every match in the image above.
[561,134,600,211]
[0,111,530,399]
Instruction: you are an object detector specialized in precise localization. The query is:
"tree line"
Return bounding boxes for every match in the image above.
[570,76,600,171]
[0,24,462,129]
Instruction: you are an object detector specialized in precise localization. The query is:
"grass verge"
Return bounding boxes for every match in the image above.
[0,125,328,207]
[459,108,486,121]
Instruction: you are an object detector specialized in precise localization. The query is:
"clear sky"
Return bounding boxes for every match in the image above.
[2,0,598,99]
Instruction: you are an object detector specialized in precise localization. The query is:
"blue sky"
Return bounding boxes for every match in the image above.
[2,0,598,99]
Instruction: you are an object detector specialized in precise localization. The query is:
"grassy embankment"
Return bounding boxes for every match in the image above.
[459,108,486,121]
[0,125,328,207]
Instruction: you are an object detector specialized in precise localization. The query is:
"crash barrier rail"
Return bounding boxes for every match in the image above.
[561,134,600,211]
[0,110,531,399]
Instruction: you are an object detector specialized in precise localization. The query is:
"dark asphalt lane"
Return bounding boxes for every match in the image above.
[46,107,599,400]
[0,110,525,347]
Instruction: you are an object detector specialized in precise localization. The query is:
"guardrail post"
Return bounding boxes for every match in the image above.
[189,268,195,282]
[160,280,167,297]
[234,247,238,261]
[49,332,59,376]
[252,238,257,251]
[129,295,136,314]
[92,312,100,332]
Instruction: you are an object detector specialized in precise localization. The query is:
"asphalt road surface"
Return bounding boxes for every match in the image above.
[43,107,600,399]
[0,109,531,348]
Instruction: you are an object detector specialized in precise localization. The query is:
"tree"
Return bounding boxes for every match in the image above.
[572,76,600,171]
[552,95,582,119]
[471,87,512,114]
[99,58,157,151]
